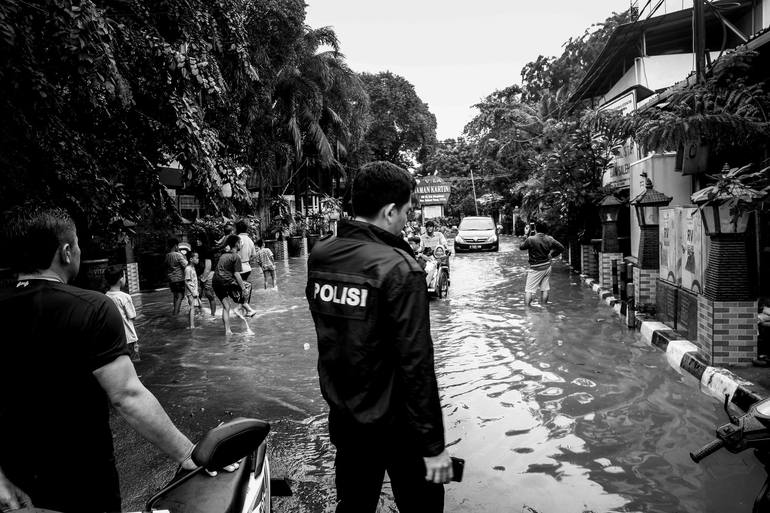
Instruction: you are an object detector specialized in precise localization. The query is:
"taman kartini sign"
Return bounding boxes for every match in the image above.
[415,176,451,205]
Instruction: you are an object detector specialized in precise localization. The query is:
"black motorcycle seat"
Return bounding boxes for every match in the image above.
[152,454,254,513]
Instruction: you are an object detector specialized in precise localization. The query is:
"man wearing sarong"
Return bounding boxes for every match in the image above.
[519,220,564,306]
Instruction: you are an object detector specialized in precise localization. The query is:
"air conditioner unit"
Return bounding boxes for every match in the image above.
[677,139,709,175]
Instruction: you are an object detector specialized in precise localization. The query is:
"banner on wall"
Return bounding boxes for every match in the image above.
[660,208,679,285]
[681,207,706,294]
[659,207,707,291]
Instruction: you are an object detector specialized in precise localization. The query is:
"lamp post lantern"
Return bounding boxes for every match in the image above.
[690,164,761,301]
[630,174,672,269]
[598,194,623,253]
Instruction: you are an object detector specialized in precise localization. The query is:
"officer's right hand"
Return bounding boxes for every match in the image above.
[423,449,453,484]
[0,472,32,512]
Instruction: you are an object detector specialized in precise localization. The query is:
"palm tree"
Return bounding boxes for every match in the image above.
[272,26,368,203]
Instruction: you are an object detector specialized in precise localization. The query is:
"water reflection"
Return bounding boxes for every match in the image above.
[118,237,764,513]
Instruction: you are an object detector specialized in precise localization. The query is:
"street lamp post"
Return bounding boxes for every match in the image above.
[692,196,753,301]
[597,194,624,290]
[598,194,622,253]
[630,175,672,269]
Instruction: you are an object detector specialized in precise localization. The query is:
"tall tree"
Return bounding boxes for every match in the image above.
[354,71,437,169]
[271,25,368,201]
[0,0,306,249]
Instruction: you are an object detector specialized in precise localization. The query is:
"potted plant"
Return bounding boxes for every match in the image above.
[286,212,307,257]
[320,195,343,235]
[691,163,769,236]
[305,211,327,251]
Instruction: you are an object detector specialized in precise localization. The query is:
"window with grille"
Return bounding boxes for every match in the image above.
[178,195,201,220]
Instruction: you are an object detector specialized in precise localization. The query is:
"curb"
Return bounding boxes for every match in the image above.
[574,269,763,413]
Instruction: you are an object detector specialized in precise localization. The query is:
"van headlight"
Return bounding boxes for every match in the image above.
[455,235,465,243]
[486,234,497,242]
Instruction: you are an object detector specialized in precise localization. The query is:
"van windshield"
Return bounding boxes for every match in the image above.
[459,218,494,231]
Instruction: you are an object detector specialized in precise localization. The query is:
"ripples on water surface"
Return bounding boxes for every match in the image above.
[118,237,763,513]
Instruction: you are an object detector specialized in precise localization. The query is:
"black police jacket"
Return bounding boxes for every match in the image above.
[306,220,445,457]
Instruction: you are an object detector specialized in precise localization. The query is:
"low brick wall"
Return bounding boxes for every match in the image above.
[126,262,141,294]
[581,245,598,280]
[599,252,623,290]
[633,267,657,307]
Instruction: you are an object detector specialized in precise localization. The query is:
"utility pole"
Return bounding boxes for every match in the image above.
[693,0,706,83]
[470,168,479,215]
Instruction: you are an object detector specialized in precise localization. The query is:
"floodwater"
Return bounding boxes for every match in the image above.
[115,236,764,513]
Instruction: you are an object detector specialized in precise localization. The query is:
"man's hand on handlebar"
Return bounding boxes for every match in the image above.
[423,450,453,484]
[0,470,32,512]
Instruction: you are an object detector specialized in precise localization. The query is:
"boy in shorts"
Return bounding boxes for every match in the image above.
[104,265,140,361]
[255,239,276,289]
[164,239,188,315]
[185,253,202,329]
[213,235,256,335]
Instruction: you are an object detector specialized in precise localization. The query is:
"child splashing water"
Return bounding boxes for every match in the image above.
[213,234,256,335]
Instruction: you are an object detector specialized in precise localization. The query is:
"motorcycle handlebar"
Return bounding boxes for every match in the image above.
[690,439,725,463]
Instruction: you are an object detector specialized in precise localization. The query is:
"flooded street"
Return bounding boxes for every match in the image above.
[116,236,764,513]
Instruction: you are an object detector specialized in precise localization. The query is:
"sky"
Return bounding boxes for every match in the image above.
[305,0,687,140]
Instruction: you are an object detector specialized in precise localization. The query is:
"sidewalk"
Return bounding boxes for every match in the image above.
[572,269,769,413]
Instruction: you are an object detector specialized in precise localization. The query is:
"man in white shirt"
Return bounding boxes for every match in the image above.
[419,220,448,254]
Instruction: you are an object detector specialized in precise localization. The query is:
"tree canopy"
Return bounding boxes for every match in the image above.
[354,71,438,169]
[420,8,636,238]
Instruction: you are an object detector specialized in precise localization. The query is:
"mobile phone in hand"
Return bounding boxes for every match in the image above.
[451,457,465,482]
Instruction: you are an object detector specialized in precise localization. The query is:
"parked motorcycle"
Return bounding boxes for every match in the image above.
[691,395,770,512]
[18,417,291,513]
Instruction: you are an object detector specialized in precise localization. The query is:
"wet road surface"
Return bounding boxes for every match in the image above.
[115,236,764,512]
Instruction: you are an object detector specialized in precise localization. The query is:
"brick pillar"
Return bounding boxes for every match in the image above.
[126,263,141,294]
[124,241,140,294]
[601,221,620,253]
[697,296,757,366]
[300,237,308,257]
[633,267,657,307]
[569,242,582,272]
[704,234,751,301]
[599,252,623,289]
[275,240,288,262]
[581,244,598,279]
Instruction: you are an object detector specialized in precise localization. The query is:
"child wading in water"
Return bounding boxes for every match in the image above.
[256,239,276,289]
[105,265,140,361]
[185,252,203,329]
[213,234,256,335]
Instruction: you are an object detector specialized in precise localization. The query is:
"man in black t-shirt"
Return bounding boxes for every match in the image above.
[518,219,564,306]
[0,208,201,513]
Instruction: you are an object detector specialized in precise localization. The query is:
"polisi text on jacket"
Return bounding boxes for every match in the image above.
[312,282,369,307]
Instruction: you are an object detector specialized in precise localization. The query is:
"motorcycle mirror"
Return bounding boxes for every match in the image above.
[753,397,770,428]
[192,418,270,469]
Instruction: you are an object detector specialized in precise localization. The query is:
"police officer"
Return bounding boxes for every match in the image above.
[306,161,453,513]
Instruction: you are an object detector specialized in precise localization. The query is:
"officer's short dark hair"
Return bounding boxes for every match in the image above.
[105,264,125,286]
[2,207,77,273]
[168,237,179,249]
[535,220,548,233]
[425,220,435,228]
[235,219,249,234]
[352,161,416,218]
